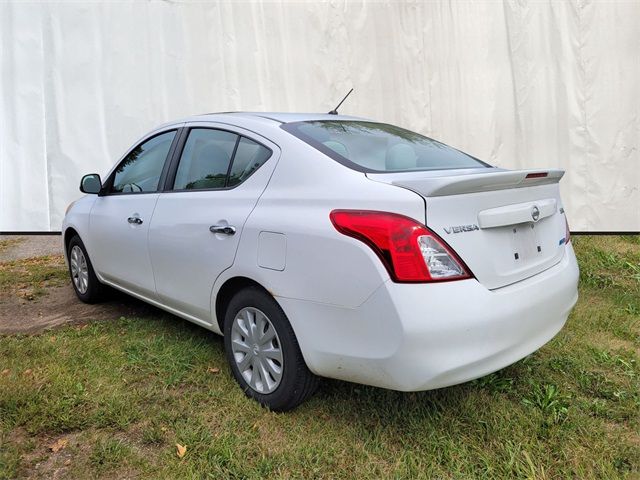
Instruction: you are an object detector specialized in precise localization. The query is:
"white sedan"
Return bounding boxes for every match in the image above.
[63,112,579,411]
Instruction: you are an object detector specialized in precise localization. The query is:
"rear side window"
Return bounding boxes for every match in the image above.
[281,121,489,172]
[111,130,176,193]
[228,138,272,187]
[172,128,272,190]
[173,129,238,190]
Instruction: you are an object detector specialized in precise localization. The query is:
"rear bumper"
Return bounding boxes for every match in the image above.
[277,244,579,391]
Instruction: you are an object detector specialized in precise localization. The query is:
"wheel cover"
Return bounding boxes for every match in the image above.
[231,307,284,394]
[69,245,89,294]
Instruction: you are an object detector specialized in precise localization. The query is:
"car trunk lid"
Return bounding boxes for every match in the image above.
[367,168,568,289]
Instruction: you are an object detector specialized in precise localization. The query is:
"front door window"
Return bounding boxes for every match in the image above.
[111,131,176,193]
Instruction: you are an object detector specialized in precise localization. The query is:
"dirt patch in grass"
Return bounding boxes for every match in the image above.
[0,284,162,335]
[0,253,164,334]
[20,431,81,480]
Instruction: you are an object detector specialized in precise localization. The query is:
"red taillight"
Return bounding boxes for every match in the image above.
[329,210,472,283]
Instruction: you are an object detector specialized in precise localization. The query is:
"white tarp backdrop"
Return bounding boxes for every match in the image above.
[1,0,638,232]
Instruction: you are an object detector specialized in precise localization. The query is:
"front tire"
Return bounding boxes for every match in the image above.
[67,235,105,303]
[223,287,318,411]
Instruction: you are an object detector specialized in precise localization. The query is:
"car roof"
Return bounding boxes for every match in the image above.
[149,112,375,137]
[191,112,369,124]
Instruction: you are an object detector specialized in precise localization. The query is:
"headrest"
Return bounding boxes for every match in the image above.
[386,143,417,170]
[323,140,349,159]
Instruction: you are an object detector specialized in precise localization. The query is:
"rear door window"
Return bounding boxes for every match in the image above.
[171,128,273,190]
[227,137,272,187]
[173,129,238,190]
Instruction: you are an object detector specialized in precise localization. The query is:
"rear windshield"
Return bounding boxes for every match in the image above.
[281,120,489,172]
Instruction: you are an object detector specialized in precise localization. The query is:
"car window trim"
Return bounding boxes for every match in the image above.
[163,126,273,193]
[100,128,181,197]
[223,135,242,188]
[160,127,189,191]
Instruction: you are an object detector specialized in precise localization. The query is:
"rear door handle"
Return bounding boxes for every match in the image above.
[127,216,143,225]
[209,225,236,235]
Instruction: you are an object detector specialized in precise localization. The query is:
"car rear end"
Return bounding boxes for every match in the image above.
[277,119,579,390]
[366,169,579,388]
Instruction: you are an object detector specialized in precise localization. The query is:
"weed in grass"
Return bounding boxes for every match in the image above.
[625,261,640,282]
[625,303,640,316]
[581,270,617,289]
[522,383,569,425]
[547,355,579,375]
[587,398,609,418]
[472,372,514,393]
[590,347,637,378]
[614,455,634,475]
[577,370,616,399]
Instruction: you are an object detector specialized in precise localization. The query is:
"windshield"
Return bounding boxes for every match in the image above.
[281,120,489,172]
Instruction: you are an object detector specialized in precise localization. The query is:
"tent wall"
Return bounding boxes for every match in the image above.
[1,1,638,231]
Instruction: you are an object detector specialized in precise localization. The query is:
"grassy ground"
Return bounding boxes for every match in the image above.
[0,255,67,301]
[0,238,22,252]
[0,236,638,479]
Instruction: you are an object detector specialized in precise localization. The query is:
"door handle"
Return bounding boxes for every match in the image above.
[210,225,236,235]
[127,216,143,225]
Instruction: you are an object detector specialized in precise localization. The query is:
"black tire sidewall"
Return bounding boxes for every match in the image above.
[223,287,312,411]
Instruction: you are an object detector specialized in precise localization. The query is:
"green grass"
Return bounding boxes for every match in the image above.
[0,236,639,478]
[0,255,67,300]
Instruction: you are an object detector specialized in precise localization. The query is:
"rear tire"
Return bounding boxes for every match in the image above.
[223,287,318,411]
[67,235,105,303]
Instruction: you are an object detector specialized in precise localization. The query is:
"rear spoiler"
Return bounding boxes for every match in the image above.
[367,169,565,197]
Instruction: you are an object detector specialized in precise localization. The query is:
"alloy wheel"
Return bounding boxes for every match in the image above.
[69,245,89,294]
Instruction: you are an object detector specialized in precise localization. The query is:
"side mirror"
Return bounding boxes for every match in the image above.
[80,174,102,194]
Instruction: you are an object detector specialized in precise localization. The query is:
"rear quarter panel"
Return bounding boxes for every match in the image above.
[212,140,426,327]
